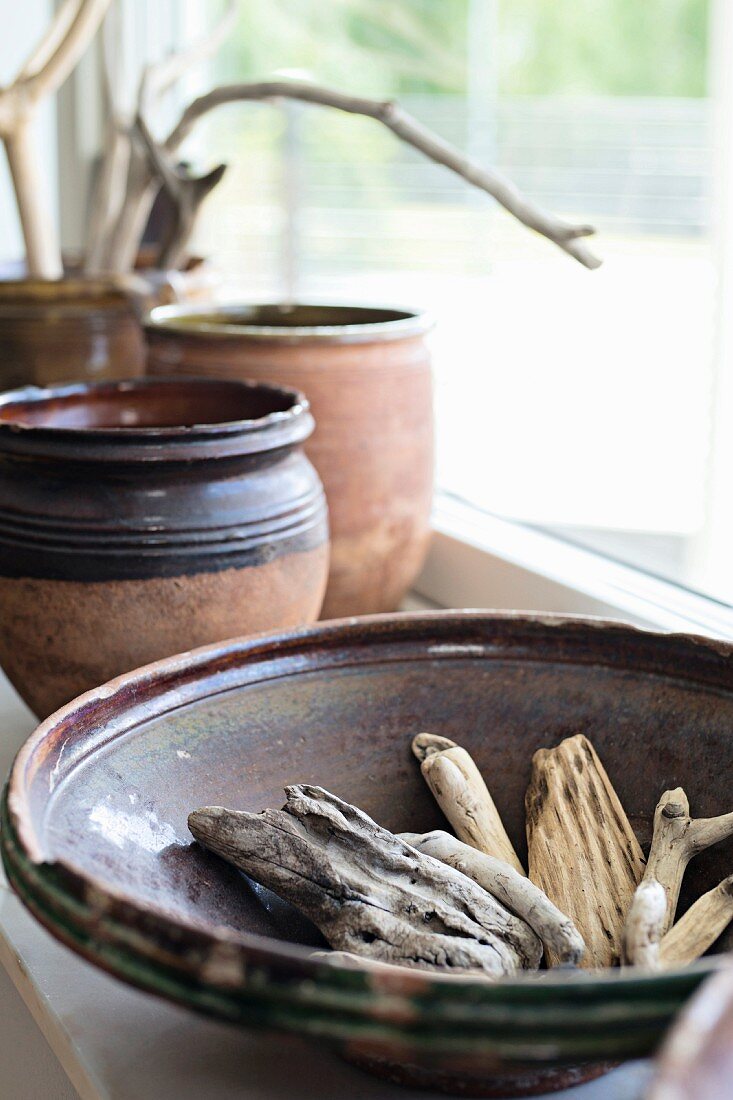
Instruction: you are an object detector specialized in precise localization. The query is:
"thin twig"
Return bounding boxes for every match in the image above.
[167,80,602,268]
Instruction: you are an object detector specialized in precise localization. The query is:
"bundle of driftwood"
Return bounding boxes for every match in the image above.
[188,732,733,977]
[3,0,602,279]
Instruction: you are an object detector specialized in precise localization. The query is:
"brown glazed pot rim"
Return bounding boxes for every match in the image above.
[0,275,150,311]
[4,611,731,998]
[0,377,314,462]
[146,301,434,344]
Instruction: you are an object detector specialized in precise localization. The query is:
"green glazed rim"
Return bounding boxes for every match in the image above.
[1,611,729,1067]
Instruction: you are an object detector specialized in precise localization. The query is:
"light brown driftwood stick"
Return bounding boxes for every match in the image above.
[623,879,666,970]
[659,875,733,968]
[412,732,524,873]
[525,734,645,968]
[189,785,542,976]
[401,829,585,967]
[639,788,733,936]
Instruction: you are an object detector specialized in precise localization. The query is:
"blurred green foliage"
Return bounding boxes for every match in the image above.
[215,0,708,98]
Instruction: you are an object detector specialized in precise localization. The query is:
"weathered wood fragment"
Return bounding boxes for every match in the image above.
[623,879,666,969]
[401,829,585,966]
[659,875,733,968]
[412,732,524,873]
[637,788,733,936]
[189,785,542,976]
[525,734,645,968]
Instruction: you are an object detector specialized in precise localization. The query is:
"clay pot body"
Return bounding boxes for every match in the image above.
[145,304,434,618]
[0,277,148,390]
[0,377,328,717]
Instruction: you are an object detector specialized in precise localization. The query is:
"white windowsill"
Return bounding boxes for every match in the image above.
[415,492,733,639]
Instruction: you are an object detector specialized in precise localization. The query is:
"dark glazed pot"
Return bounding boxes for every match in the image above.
[145,303,434,618]
[0,277,148,390]
[0,377,329,717]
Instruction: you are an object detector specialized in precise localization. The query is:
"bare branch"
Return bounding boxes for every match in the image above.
[0,0,110,275]
[4,128,62,277]
[15,0,81,82]
[165,80,602,269]
[133,115,226,270]
[20,0,111,104]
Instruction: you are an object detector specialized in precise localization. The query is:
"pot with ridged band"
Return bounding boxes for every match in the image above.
[0,377,329,718]
[144,303,434,618]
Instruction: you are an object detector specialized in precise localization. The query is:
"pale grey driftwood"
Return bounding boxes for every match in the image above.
[189,785,542,976]
[400,829,585,967]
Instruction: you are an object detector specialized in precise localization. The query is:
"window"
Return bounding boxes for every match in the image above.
[167,3,731,618]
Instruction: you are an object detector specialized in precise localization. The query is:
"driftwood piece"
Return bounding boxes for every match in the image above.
[86,0,238,273]
[525,734,645,968]
[0,0,110,275]
[623,879,666,970]
[637,788,733,937]
[412,732,524,873]
[133,116,226,270]
[649,965,733,1100]
[110,77,602,274]
[400,829,585,967]
[659,875,733,969]
[189,785,542,976]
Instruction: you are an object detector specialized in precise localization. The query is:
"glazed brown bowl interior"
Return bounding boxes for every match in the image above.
[0,377,296,431]
[7,612,733,966]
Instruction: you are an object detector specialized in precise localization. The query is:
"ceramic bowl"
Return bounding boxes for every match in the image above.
[2,612,731,1096]
[0,377,329,716]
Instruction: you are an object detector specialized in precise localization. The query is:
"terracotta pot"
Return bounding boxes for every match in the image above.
[0,276,148,391]
[144,304,434,618]
[0,377,329,717]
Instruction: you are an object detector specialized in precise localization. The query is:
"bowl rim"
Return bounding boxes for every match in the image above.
[2,611,729,1034]
[145,300,434,344]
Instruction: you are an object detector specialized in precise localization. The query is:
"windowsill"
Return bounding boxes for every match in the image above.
[416,491,733,639]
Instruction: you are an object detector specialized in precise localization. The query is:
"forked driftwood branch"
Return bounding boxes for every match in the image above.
[189,785,542,976]
[525,734,646,968]
[623,787,733,966]
[401,829,585,967]
[110,77,602,274]
[0,0,111,276]
[412,732,524,872]
[133,116,227,270]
